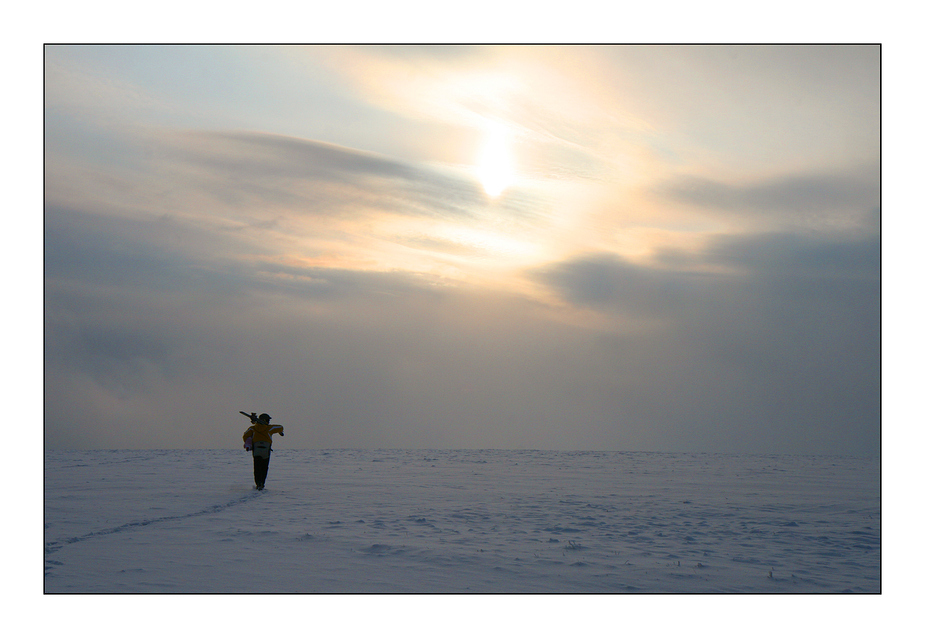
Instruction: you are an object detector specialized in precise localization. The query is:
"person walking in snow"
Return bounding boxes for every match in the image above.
[241,412,284,490]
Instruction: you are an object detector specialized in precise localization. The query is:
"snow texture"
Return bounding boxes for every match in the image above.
[44,449,879,593]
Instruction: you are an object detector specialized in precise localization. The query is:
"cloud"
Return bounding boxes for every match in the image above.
[44,262,580,450]
[44,200,881,457]
[179,131,418,184]
[535,252,696,322]
[44,129,880,455]
[153,131,485,222]
[45,125,556,300]
[538,229,880,324]
[122,128,551,233]
[659,164,880,231]
[700,230,881,279]
[531,229,880,455]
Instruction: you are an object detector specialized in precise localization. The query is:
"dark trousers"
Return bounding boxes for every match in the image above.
[253,452,270,487]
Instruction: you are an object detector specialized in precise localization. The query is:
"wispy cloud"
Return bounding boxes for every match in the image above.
[660,163,880,231]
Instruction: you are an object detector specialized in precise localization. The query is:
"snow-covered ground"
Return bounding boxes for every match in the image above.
[44,449,879,594]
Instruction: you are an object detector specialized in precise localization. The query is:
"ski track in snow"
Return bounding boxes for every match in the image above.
[44,449,880,593]
[44,491,263,556]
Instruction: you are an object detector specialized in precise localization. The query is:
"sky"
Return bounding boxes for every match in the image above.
[44,44,881,454]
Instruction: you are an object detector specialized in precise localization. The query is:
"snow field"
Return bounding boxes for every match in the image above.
[45,449,879,594]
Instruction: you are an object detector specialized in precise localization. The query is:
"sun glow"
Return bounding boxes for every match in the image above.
[476,123,515,198]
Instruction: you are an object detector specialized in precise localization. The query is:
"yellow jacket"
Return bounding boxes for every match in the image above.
[243,418,284,444]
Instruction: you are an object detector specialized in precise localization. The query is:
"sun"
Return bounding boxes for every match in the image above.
[476,123,515,198]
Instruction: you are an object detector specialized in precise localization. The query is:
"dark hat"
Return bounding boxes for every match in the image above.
[259,413,271,423]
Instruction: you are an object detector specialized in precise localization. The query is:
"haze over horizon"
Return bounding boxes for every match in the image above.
[44,45,880,455]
